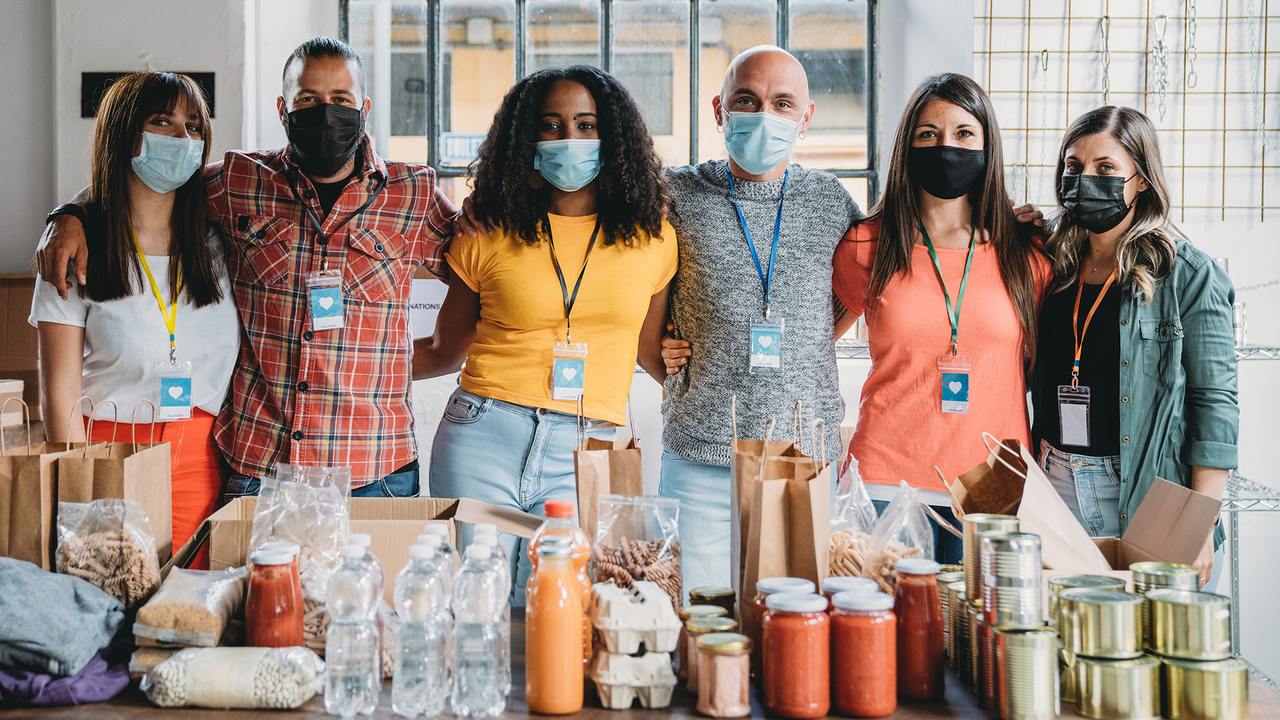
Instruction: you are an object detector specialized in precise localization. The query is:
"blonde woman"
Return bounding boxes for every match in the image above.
[1030,106,1237,587]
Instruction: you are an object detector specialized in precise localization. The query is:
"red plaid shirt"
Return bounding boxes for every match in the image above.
[205,138,455,487]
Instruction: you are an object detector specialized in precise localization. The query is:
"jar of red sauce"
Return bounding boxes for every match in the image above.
[246,550,304,647]
[894,558,945,701]
[761,592,829,719]
[831,590,897,717]
[751,577,814,675]
[821,576,877,611]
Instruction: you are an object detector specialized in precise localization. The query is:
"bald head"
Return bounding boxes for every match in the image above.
[714,46,814,143]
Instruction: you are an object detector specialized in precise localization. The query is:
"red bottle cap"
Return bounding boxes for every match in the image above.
[544,500,576,518]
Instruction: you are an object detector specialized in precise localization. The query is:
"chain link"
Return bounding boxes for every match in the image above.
[1038,49,1049,204]
[1101,16,1111,104]
[1152,15,1170,121]
[1247,0,1279,150]
[1187,0,1199,88]
[1236,278,1280,292]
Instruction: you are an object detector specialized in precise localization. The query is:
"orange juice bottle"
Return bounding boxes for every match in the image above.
[529,500,593,673]
[526,541,584,714]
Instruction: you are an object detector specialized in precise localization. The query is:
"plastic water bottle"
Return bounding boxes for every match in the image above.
[422,523,460,571]
[349,532,385,597]
[325,544,381,718]
[471,533,512,695]
[415,534,455,600]
[392,544,451,718]
[451,544,506,718]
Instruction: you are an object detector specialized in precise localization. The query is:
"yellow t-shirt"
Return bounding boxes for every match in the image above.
[445,214,678,424]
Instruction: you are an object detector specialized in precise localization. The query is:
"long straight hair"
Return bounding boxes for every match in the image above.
[84,71,222,307]
[864,73,1043,368]
[1046,106,1178,301]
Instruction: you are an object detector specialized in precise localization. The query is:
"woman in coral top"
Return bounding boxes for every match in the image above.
[832,73,1050,564]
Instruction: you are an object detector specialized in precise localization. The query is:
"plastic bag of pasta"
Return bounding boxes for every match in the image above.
[859,481,933,594]
[56,498,161,612]
[592,494,681,613]
[247,464,351,602]
[141,647,324,709]
[134,566,248,647]
[828,456,879,578]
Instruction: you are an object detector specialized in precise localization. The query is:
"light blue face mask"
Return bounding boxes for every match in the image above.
[534,139,602,192]
[131,131,204,193]
[722,110,802,176]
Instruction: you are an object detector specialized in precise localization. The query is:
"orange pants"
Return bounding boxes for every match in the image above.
[87,408,227,569]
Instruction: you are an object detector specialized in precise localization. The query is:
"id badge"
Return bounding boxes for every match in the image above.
[749,318,784,373]
[305,269,344,331]
[1058,385,1091,447]
[938,354,971,414]
[551,342,588,401]
[156,362,194,421]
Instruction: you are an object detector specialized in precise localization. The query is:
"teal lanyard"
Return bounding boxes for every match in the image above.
[919,220,977,357]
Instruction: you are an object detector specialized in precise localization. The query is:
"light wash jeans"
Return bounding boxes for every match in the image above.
[658,450,733,598]
[1038,440,1124,538]
[428,387,614,605]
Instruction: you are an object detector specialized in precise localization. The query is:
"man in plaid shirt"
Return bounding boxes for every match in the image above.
[39,38,456,496]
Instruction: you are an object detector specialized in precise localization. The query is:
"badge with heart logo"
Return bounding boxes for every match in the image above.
[551,340,588,401]
[156,362,194,421]
[749,319,784,372]
[306,269,345,331]
[937,353,971,414]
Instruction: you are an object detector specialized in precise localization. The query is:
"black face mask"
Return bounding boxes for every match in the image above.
[1059,173,1136,234]
[285,103,365,178]
[908,145,987,200]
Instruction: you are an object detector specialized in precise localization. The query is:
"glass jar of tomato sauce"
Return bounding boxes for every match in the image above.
[832,590,897,717]
[821,576,878,611]
[751,577,814,676]
[246,550,304,647]
[761,592,829,719]
[894,558,945,701]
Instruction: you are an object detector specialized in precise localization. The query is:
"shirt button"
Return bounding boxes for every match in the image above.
[375,243,384,253]
[1121,514,1128,520]
[292,430,304,441]
[1121,359,1129,367]
[297,381,309,392]
[1122,396,1129,403]
[303,331,314,341]
[1123,476,1128,483]
[303,190,315,200]
[1123,436,1130,443]
[1121,319,1129,325]
[255,230,266,240]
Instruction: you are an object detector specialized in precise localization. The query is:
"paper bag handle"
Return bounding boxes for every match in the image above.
[0,397,31,454]
[131,400,160,447]
[981,432,1028,481]
[626,391,637,442]
[730,395,738,445]
[79,400,120,455]
[576,396,586,449]
[792,401,802,449]
[754,417,777,485]
[934,466,955,492]
[810,419,825,465]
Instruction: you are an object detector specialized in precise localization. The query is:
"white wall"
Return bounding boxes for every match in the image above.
[0,0,55,273]
[246,0,340,151]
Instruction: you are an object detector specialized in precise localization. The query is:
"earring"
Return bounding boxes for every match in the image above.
[716,124,725,134]
[799,130,806,140]
[528,171,544,190]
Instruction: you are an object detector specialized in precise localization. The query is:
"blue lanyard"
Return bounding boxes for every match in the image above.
[727,167,788,319]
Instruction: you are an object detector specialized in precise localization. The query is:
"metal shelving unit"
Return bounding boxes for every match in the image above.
[1224,472,1280,690]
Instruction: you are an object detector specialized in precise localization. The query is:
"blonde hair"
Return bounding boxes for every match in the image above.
[1046,106,1179,301]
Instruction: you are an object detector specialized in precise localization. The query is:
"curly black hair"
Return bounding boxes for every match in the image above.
[468,65,669,248]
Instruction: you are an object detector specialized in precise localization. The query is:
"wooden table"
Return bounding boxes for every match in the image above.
[5,620,1276,719]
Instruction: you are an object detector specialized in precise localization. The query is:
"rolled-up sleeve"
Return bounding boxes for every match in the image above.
[1179,258,1239,469]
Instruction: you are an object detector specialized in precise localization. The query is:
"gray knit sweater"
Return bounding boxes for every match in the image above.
[662,160,862,467]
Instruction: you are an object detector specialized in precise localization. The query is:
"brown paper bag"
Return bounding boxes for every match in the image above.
[573,399,644,537]
[0,401,71,569]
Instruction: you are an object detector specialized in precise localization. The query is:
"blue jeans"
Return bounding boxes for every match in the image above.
[1038,440,1123,538]
[223,460,421,501]
[428,387,614,605]
[870,499,965,566]
[658,450,733,597]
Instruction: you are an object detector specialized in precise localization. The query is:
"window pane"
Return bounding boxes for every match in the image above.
[529,0,601,71]
[838,176,869,215]
[697,0,776,163]
[614,0,690,166]
[790,0,869,170]
[348,1,432,163]
[443,0,518,167]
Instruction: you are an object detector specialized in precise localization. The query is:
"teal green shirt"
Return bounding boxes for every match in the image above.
[1033,239,1238,538]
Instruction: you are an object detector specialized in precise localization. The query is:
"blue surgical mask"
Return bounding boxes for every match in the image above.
[722,110,802,176]
[131,131,204,193]
[534,139,602,192]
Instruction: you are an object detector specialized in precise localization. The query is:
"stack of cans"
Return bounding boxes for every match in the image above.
[936,570,964,660]
[958,514,1019,701]
[1059,586,1157,719]
[1146,589,1245,720]
[979,532,1047,715]
[1131,562,1198,651]
[993,628,1060,720]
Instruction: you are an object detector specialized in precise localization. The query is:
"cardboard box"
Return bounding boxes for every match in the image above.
[0,275,41,422]
[0,380,24,427]
[196,497,542,602]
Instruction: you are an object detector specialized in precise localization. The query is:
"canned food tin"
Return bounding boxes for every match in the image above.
[965,601,982,691]
[940,563,963,574]
[980,532,1042,628]
[1131,562,1198,650]
[1060,588,1144,659]
[963,514,1019,602]
[1147,589,1231,661]
[1076,654,1161,720]
[1162,656,1249,720]
[975,617,998,710]
[1060,647,1079,705]
[995,627,1060,720]
[937,571,963,655]
[1048,574,1126,630]
[946,581,965,667]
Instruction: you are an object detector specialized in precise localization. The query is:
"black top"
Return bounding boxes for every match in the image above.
[313,172,355,217]
[1032,279,1122,456]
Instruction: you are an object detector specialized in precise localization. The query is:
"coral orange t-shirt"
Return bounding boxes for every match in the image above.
[832,219,1051,492]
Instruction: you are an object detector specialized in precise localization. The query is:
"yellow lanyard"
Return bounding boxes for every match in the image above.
[130,231,180,364]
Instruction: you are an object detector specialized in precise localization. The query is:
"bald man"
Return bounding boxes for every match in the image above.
[657,46,858,594]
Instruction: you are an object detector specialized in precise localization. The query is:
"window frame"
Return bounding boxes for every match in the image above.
[340,0,879,199]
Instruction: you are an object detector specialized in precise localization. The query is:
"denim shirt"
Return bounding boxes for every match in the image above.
[1032,239,1239,538]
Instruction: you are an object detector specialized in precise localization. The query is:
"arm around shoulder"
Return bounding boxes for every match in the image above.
[1178,250,1239,470]
[412,271,480,379]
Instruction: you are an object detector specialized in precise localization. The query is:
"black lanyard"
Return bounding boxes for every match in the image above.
[289,168,388,270]
[548,218,601,345]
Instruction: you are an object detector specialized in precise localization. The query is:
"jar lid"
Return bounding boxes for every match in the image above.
[258,541,300,557]
[765,592,827,613]
[349,533,372,547]
[698,632,751,653]
[250,550,293,566]
[423,523,448,536]
[821,576,877,595]
[409,544,437,560]
[935,571,965,585]
[687,617,737,633]
[689,586,735,601]
[339,544,365,559]
[417,534,443,548]
[466,544,492,560]
[832,590,893,612]
[895,558,941,575]
[756,577,815,595]
[678,604,729,620]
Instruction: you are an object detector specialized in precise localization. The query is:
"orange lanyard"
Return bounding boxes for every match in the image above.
[1071,266,1119,388]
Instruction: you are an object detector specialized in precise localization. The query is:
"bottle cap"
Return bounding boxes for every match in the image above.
[543,500,576,518]
[466,544,492,560]
[349,533,373,548]
[249,550,292,566]
[474,523,498,536]
[339,544,365,559]
[895,558,941,576]
[258,541,300,557]
[472,535,498,547]
[423,524,448,537]
[764,592,828,613]
[821,576,878,595]
[832,590,894,612]
[755,577,815,595]
[409,544,436,561]
[416,534,443,548]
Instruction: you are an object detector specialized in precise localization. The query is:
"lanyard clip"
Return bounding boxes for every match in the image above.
[169,346,177,366]
[764,303,771,320]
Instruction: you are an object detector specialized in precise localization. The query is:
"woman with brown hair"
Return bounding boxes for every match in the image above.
[831,73,1051,563]
[30,71,240,564]
[1031,106,1236,586]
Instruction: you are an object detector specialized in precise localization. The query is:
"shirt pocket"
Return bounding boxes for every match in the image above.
[344,228,410,304]
[1138,317,1184,386]
[236,216,296,286]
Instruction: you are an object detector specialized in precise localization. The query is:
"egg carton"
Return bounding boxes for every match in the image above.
[588,580,682,654]
[590,651,677,710]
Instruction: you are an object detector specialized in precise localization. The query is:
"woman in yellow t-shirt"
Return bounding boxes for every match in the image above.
[417,65,677,597]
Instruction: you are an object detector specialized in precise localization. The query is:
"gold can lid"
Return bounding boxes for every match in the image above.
[678,604,728,620]
[1060,588,1144,606]
[1078,654,1161,670]
[1161,656,1248,672]
[1144,589,1230,606]
[936,571,965,585]
[1131,562,1198,583]
[698,632,751,653]
[687,616,737,634]
[1049,574,1127,592]
[938,564,963,574]
[689,586,735,601]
